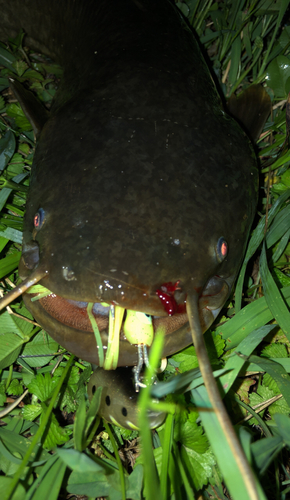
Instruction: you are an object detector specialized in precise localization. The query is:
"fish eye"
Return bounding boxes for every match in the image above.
[122,407,128,416]
[34,208,45,230]
[105,395,111,406]
[216,237,228,262]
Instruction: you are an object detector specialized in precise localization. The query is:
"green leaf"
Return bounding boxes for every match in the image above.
[124,465,143,500]
[266,204,290,248]
[40,411,70,449]
[57,448,106,473]
[219,325,276,394]
[25,455,66,500]
[247,355,290,408]
[265,55,290,98]
[22,404,42,421]
[0,477,25,500]
[261,343,288,358]
[20,331,58,367]
[67,469,110,498]
[260,243,290,340]
[0,226,23,243]
[7,379,23,397]
[6,103,31,132]
[251,436,283,474]
[216,286,290,349]
[228,35,241,85]
[0,46,17,72]
[73,397,86,452]
[0,428,50,466]
[176,418,208,454]
[0,130,16,172]
[193,386,266,500]
[180,446,216,491]
[0,332,25,370]
[0,253,21,280]
[249,383,290,420]
[27,373,59,402]
[0,311,34,338]
[235,189,290,311]
[273,413,290,446]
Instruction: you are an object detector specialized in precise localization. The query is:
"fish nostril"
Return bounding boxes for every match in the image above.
[62,266,76,281]
[21,240,40,270]
[92,384,96,395]
[122,407,128,416]
[105,395,111,406]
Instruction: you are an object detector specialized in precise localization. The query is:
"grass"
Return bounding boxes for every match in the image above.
[0,0,290,498]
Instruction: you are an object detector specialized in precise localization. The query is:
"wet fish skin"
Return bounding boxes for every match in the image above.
[0,0,259,363]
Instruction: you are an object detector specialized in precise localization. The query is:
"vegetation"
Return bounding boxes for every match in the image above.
[0,0,290,498]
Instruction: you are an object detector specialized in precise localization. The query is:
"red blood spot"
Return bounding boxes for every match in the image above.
[156,281,184,316]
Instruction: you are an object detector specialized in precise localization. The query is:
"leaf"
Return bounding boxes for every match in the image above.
[6,103,32,132]
[248,355,290,407]
[20,331,58,367]
[217,286,290,349]
[0,428,50,466]
[265,55,290,98]
[22,404,42,421]
[73,397,87,452]
[12,60,28,77]
[261,343,288,358]
[124,465,143,500]
[40,411,71,449]
[173,345,199,372]
[0,253,21,280]
[219,325,276,394]
[0,46,17,72]
[26,455,66,500]
[234,189,290,311]
[27,373,59,402]
[0,311,34,339]
[57,448,106,473]
[7,379,23,397]
[266,204,290,248]
[273,413,290,446]
[180,446,216,491]
[67,470,110,498]
[176,418,208,454]
[0,130,16,172]
[228,35,241,85]
[0,477,25,500]
[260,243,290,340]
[251,436,283,474]
[0,332,25,370]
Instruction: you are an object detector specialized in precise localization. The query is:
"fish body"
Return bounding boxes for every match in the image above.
[0,0,271,414]
[0,0,259,366]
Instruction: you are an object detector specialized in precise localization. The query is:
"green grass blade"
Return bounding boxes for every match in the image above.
[260,242,290,340]
[3,355,75,500]
[193,386,267,500]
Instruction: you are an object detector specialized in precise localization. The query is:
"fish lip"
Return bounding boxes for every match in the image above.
[22,273,232,366]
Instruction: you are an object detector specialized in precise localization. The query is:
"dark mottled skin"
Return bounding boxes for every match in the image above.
[0,0,258,364]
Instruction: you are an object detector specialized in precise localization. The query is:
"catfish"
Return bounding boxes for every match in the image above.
[0,2,270,496]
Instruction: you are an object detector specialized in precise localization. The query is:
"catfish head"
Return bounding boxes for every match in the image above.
[14,81,261,367]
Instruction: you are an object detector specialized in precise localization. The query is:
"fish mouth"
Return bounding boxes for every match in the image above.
[20,273,231,367]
